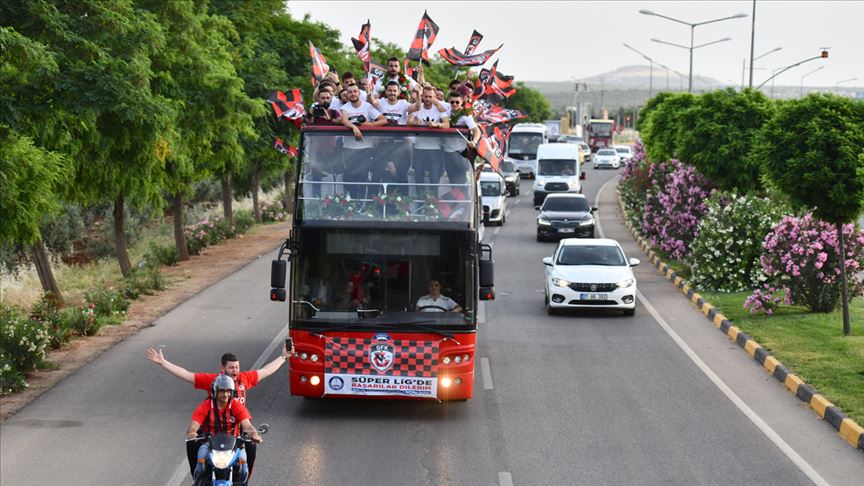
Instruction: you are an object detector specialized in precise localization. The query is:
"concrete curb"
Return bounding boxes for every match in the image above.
[616,191,864,454]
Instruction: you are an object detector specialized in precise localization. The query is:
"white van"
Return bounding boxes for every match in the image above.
[480,171,507,226]
[533,143,584,206]
[506,123,548,178]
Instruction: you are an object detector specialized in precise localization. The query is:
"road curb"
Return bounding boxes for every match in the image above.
[616,191,864,454]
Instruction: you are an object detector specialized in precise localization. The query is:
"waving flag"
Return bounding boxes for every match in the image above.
[464,30,483,56]
[474,60,517,106]
[351,20,372,75]
[406,11,439,64]
[267,89,305,125]
[478,106,526,125]
[369,61,386,85]
[438,44,502,67]
[275,138,298,157]
[309,41,330,87]
[476,133,504,171]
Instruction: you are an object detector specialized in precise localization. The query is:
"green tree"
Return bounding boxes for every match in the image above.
[0,26,70,302]
[637,91,675,131]
[641,92,696,163]
[676,88,775,193]
[505,82,552,122]
[755,93,864,335]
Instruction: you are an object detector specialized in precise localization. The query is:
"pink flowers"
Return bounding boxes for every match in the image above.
[746,214,864,313]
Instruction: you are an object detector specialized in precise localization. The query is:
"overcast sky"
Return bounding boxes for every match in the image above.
[288,1,863,88]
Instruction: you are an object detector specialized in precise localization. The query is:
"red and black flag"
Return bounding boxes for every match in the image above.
[406,11,439,65]
[274,138,299,157]
[438,44,502,67]
[476,132,504,171]
[464,30,483,56]
[369,61,386,85]
[474,60,517,106]
[309,40,330,86]
[267,89,306,124]
[351,20,372,75]
[404,58,417,81]
[478,106,526,125]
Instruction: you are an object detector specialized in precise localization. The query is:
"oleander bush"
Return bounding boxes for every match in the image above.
[29,293,73,349]
[84,286,129,318]
[260,200,288,222]
[641,159,715,260]
[689,193,786,292]
[0,304,50,378]
[746,214,864,313]
[119,268,165,300]
[618,141,652,229]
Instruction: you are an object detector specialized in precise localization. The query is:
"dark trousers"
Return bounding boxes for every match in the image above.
[343,148,373,199]
[413,149,442,193]
[444,150,468,185]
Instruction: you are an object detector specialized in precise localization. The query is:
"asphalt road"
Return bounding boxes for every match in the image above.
[2,166,863,486]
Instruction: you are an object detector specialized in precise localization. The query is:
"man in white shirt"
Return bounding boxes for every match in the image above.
[374,57,418,98]
[416,279,463,313]
[340,84,386,200]
[408,84,449,192]
[443,92,481,185]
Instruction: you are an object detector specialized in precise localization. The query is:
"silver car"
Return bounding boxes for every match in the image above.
[593,148,620,169]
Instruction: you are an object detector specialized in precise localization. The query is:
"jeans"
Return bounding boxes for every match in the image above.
[194,443,248,482]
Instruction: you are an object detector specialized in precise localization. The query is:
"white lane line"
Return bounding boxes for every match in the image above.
[480,357,494,390]
[595,177,829,486]
[494,227,501,235]
[166,321,291,486]
[498,471,514,486]
[477,301,486,324]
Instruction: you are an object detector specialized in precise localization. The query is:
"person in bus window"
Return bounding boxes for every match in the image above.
[416,279,463,313]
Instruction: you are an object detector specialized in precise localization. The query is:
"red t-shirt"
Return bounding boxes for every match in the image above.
[194,371,259,405]
[191,398,251,436]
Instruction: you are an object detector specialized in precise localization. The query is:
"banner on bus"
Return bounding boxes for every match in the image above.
[323,334,439,398]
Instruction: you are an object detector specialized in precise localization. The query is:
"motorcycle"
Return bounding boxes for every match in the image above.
[188,423,269,486]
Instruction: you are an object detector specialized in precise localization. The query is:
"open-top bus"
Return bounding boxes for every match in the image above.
[270,125,495,401]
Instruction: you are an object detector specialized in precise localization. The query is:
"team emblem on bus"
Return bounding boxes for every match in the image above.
[369,340,395,374]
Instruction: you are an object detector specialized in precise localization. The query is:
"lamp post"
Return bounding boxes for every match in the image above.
[640,9,747,92]
[800,66,824,97]
[742,47,782,89]
[836,77,857,93]
[623,43,655,97]
[759,50,829,91]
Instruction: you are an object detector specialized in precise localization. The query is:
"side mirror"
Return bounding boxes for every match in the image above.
[270,260,287,302]
[479,259,494,287]
[592,207,598,212]
[542,257,553,266]
[580,172,586,180]
[479,286,495,301]
[534,205,541,210]
[629,258,641,267]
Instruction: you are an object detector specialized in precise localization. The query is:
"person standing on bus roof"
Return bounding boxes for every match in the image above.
[340,83,386,200]
[416,278,463,313]
[409,83,449,194]
[443,91,480,185]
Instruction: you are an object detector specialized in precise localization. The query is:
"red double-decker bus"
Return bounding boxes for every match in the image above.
[586,119,615,153]
[270,125,494,401]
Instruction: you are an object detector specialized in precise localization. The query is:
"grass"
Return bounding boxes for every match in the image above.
[702,290,864,426]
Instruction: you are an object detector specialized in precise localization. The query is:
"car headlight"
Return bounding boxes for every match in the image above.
[551,277,571,287]
[568,179,579,188]
[210,449,234,469]
[538,218,551,226]
[505,176,516,182]
[536,178,545,186]
[617,277,635,288]
[582,216,594,226]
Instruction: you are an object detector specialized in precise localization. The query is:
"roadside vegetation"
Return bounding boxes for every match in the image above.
[619,89,864,424]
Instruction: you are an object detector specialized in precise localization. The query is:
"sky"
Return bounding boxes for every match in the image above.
[287,1,863,88]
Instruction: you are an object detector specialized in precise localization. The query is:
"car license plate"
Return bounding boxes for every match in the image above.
[579,293,607,300]
[558,228,575,233]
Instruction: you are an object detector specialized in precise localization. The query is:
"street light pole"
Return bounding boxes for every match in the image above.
[836,78,857,93]
[640,9,747,92]
[800,66,824,97]
[748,0,757,88]
[758,50,829,90]
[743,47,782,90]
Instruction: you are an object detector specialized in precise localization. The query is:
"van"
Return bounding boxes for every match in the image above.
[506,123,548,178]
[532,143,584,206]
[479,171,507,226]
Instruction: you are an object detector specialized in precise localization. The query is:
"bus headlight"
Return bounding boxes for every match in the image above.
[454,355,462,364]
[442,356,451,365]
[441,377,452,388]
[300,352,308,360]
[310,375,321,386]
[310,354,319,362]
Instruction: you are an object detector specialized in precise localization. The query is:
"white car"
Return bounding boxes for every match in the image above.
[613,145,634,165]
[542,238,640,315]
[480,171,507,226]
[593,148,620,169]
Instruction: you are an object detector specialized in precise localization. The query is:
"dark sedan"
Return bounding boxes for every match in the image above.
[498,160,520,196]
[536,193,596,241]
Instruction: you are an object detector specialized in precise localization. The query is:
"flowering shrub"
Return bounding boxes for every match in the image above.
[84,286,129,318]
[618,141,654,230]
[746,214,864,313]
[743,285,792,315]
[0,304,50,374]
[184,216,242,255]
[260,201,289,222]
[30,293,73,349]
[641,159,715,260]
[0,353,27,395]
[62,303,100,336]
[688,193,785,292]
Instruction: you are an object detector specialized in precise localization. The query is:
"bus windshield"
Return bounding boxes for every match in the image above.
[298,131,475,224]
[590,122,613,137]
[291,229,473,329]
[507,133,543,157]
[538,159,577,176]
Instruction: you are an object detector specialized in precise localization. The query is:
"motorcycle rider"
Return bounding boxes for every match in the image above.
[186,375,262,483]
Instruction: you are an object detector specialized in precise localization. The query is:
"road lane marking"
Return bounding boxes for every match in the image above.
[166,321,291,486]
[595,177,830,486]
[481,357,494,390]
[478,301,486,324]
[498,471,514,486]
[494,227,501,235]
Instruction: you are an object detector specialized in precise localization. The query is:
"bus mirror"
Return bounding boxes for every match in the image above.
[271,260,286,289]
[270,288,286,302]
[479,286,495,301]
[479,259,494,287]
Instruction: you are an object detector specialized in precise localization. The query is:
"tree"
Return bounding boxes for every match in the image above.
[0,26,70,303]
[755,93,864,335]
[675,88,775,193]
[640,92,695,163]
[505,82,552,122]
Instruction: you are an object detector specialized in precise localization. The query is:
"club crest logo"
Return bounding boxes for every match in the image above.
[369,335,395,374]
